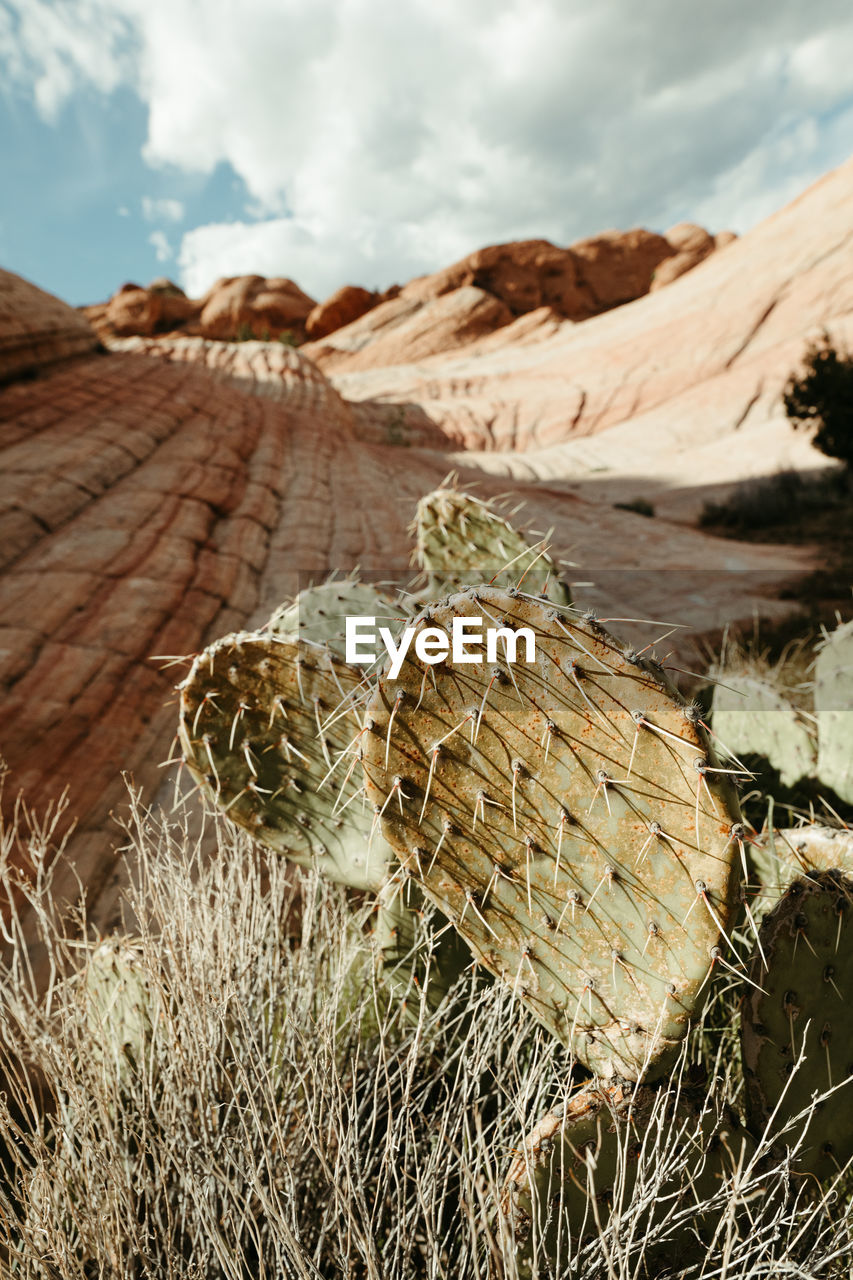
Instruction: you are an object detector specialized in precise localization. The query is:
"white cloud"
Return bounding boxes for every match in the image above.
[141,196,185,223]
[2,0,853,298]
[148,229,172,262]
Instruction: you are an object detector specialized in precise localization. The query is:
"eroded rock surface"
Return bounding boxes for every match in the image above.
[3,154,846,938]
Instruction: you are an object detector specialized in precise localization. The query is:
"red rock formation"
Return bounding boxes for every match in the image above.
[304,286,513,372]
[197,274,316,341]
[1,268,98,383]
[6,152,848,937]
[305,285,377,340]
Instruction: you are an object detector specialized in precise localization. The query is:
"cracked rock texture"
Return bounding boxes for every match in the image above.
[2,158,850,935]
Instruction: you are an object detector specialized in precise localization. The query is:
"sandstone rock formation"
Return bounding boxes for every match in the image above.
[1,268,98,383]
[4,158,851,941]
[197,274,316,341]
[318,159,851,521]
[302,225,734,370]
[305,284,378,340]
[82,221,731,355]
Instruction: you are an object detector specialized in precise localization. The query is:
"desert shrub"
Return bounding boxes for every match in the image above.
[699,467,847,532]
[0,787,852,1278]
[784,332,853,467]
[613,497,655,518]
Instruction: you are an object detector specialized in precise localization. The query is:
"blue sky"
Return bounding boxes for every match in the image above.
[2,0,853,308]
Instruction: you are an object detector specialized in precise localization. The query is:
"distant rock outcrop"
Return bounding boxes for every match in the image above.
[197,274,316,341]
[303,225,736,370]
[82,221,735,357]
[305,284,378,340]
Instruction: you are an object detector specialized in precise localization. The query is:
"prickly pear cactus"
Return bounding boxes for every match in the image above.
[500,1082,753,1274]
[178,632,388,890]
[373,876,476,1013]
[83,938,151,1075]
[742,869,853,1181]
[362,586,741,1079]
[815,620,853,804]
[268,578,408,657]
[412,480,572,605]
[748,824,853,908]
[711,672,815,787]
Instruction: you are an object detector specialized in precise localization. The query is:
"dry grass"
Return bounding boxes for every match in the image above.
[0,785,852,1278]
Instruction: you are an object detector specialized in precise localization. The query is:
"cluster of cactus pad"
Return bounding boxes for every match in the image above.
[172,479,853,1263]
[710,619,853,802]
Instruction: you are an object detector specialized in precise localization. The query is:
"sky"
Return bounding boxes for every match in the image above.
[1,0,852,308]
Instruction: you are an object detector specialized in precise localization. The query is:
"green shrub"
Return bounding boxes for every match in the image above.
[784,332,853,467]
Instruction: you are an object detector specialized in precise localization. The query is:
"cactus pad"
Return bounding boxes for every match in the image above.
[742,869,853,1181]
[83,938,151,1076]
[178,632,387,889]
[501,1082,753,1273]
[373,877,475,1013]
[711,672,815,787]
[361,586,741,1078]
[748,825,853,907]
[268,578,408,658]
[815,620,853,804]
[412,480,572,605]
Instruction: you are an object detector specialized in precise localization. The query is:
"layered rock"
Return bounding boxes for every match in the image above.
[303,225,731,370]
[197,274,316,341]
[1,269,98,383]
[83,221,729,356]
[320,157,853,520]
[5,155,850,941]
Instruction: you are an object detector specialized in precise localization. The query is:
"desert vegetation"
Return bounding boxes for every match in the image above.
[2,482,853,1278]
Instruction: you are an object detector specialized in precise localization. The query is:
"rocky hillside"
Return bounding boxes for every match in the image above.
[82,220,733,353]
[4,158,853,935]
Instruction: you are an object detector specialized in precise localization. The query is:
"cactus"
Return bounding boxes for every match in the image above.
[711,671,815,788]
[412,478,572,605]
[83,938,151,1077]
[268,578,410,656]
[373,877,476,1014]
[178,631,388,890]
[747,823,853,908]
[815,619,853,804]
[742,868,853,1181]
[361,586,741,1079]
[500,1082,754,1274]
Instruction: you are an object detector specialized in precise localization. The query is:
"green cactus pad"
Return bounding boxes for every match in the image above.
[501,1082,754,1274]
[748,825,853,907]
[83,938,151,1075]
[711,673,815,787]
[815,620,853,804]
[412,480,572,605]
[178,631,388,890]
[742,869,853,1181]
[268,578,409,659]
[361,586,741,1079]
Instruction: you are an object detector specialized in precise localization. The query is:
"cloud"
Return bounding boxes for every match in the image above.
[141,196,185,223]
[3,0,853,298]
[148,229,172,262]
